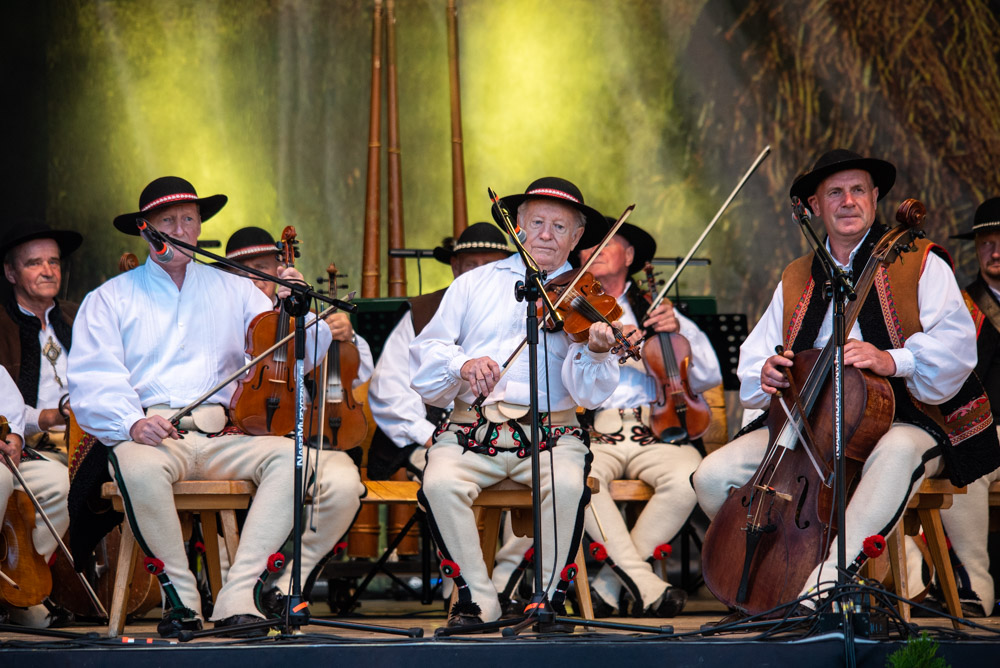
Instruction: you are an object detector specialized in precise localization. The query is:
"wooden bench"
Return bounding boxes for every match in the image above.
[100,480,257,638]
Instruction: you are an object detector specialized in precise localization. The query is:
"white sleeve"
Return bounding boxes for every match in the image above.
[561,344,620,409]
[354,334,375,385]
[370,314,437,448]
[737,283,785,410]
[0,367,27,440]
[677,312,723,394]
[67,288,145,445]
[409,282,473,408]
[886,253,977,404]
[22,405,43,438]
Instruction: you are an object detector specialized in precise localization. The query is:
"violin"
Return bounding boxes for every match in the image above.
[701,199,925,615]
[230,226,299,435]
[539,269,642,364]
[307,263,368,450]
[640,263,711,443]
[0,416,53,609]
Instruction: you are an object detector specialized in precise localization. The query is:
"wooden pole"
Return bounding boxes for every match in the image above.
[361,0,385,299]
[447,0,468,237]
[386,0,407,298]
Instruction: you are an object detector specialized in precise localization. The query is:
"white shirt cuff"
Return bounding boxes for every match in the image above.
[447,354,472,382]
[409,421,437,448]
[888,348,915,379]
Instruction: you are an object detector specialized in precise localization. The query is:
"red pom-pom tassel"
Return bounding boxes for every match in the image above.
[143,557,165,575]
[652,544,672,560]
[267,552,285,573]
[194,541,206,554]
[332,541,348,557]
[589,542,608,561]
[560,563,578,582]
[441,558,461,578]
[524,547,535,561]
[862,535,886,559]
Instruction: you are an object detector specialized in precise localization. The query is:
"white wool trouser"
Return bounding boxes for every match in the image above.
[693,422,940,600]
[109,429,299,621]
[584,410,702,610]
[420,420,590,623]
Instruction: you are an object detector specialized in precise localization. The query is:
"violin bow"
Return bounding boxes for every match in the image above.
[0,417,109,618]
[647,146,771,313]
[471,202,635,408]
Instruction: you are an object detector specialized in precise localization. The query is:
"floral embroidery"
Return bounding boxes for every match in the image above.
[785,277,814,347]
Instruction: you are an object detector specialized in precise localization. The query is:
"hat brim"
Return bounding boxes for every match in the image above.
[492,194,609,250]
[789,158,896,209]
[0,229,83,262]
[113,194,228,235]
[616,223,656,275]
[432,246,452,264]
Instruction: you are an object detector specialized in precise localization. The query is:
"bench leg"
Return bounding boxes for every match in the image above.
[219,509,241,567]
[918,508,963,630]
[886,527,909,621]
[201,512,224,602]
[574,542,593,620]
[107,521,139,638]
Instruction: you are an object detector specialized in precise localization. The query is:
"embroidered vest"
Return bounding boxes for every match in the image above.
[779,225,998,486]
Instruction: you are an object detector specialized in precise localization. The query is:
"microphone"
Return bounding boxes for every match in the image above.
[790,196,812,226]
[488,190,526,243]
[136,218,174,263]
[511,223,527,244]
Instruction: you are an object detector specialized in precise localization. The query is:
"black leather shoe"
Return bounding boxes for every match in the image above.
[499,596,526,620]
[157,616,203,638]
[447,601,485,629]
[912,595,987,618]
[213,614,273,637]
[649,587,688,618]
[259,587,286,618]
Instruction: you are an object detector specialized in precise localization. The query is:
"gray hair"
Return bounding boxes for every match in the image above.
[516,200,586,229]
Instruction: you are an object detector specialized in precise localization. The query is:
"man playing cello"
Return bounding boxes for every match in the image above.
[693,149,999,614]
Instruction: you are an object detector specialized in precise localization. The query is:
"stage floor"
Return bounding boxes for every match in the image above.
[3,590,1000,667]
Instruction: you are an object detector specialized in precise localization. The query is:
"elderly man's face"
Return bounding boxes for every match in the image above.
[143,202,202,267]
[518,200,585,272]
[807,169,879,251]
[450,250,509,278]
[238,253,283,301]
[578,235,634,284]
[4,238,62,306]
[976,229,1000,285]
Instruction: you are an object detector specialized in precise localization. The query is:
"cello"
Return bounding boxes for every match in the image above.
[307,263,368,450]
[1,416,53,610]
[640,262,712,443]
[230,226,300,435]
[700,199,925,615]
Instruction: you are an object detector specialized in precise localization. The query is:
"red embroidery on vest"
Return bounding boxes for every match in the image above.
[785,277,814,347]
[875,265,906,349]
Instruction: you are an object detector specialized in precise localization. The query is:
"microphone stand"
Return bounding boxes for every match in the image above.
[438,195,673,637]
[789,198,862,643]
[152,233,421,640]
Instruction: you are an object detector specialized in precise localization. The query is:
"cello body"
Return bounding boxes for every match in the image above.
[701,349,894,614]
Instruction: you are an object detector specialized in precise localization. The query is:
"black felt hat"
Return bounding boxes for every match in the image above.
[432,222,513,264]
[789,149,896,210]
[113,176,228,235]
[612,219,656,275]
[951,197,1000,240]
[492,177,608,250]
[0,220,83,263]
[225,227,279,261]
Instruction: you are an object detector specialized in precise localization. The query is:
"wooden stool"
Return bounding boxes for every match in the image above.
[449,478,598,620]
[864,477,966,628]
[100,480,257,638]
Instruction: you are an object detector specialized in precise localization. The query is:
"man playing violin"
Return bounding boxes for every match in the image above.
[0,361,71,628]
[577,220,721,618]
[693,149,999,613]
[410,177,626,629]
[68,177,332,637]
[935,197,1000,617]
[221,226,370,612]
